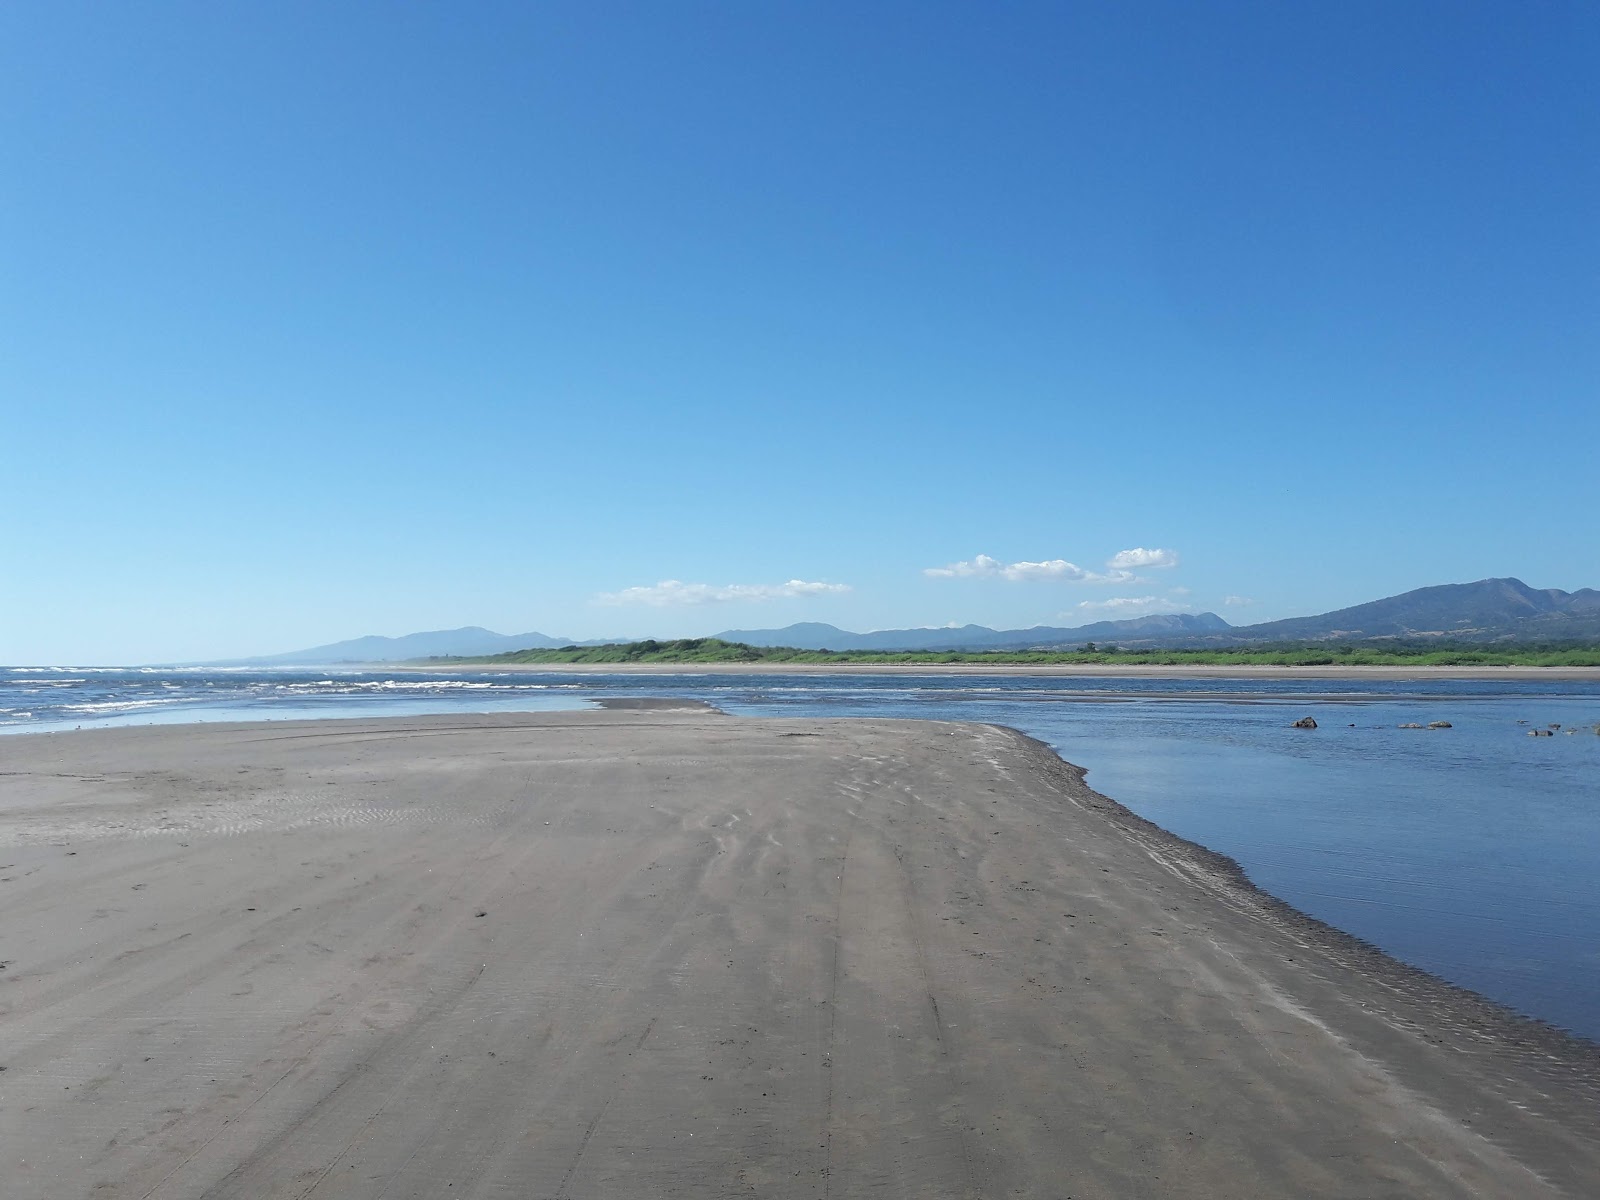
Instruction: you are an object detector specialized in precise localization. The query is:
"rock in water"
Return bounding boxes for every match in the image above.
[1428,721,1453,729]
[1399,723,1425,729]
[1291,717,1317,729]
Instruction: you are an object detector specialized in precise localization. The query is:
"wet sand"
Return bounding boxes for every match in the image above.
[1,710,1596,1198]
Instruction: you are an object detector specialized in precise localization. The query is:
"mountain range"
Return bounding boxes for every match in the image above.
[237,578,1600,663]
[239,627,580,665]
[714,612,1232,652]
[1226,577,1600,643]
[722,579,1600,651]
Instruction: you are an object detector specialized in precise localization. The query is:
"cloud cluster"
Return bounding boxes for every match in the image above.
[1074,596,1181,614]
[1223,595,1255,607]
[594,579,851,607]
[924,546,1178,585]
[923,554,1104,582]
[1106,547,1179,570]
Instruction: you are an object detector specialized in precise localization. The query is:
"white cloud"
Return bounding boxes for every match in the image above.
[924,554,1083,581]
[1107,547,1179,570]
[595,579,851,607]
[1074,595,1183,615]
[1223,594,1255,607]
[924,554,1135,584]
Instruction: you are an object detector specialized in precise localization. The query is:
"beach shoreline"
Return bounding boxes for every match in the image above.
[392,660,1600,681]
[3,711,1595,1196]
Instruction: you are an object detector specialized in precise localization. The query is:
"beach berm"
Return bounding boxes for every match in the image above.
[1,708,1596,1198]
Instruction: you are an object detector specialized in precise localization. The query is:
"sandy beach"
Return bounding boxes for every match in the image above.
[2,708,1596,1198]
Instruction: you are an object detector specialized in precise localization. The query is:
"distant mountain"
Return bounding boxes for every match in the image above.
[239,627,577,665]
[715,613,1232,652]
[714,579,1600,651]
[236,578,1598,665]
[1232,578,1600,643]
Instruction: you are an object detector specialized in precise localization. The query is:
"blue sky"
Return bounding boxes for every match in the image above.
[4,2,1596,662]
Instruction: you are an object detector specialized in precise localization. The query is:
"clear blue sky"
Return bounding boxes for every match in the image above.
[4,2,1596,662]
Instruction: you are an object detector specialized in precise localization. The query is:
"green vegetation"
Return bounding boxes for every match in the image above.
[424,637,1600,668]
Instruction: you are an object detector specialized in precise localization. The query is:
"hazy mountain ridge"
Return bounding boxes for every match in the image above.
[237,578,1598,663]
[1228,579,1600,644]
[721,579,1600,649]
[715,613,1231,652]
[237,627,578,665]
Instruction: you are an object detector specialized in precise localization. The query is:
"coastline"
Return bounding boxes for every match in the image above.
[395,659,1600,681]
[1006,725,1600,1055]
[3,711,1595,1195]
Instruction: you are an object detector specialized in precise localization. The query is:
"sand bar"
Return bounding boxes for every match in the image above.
[1,710,1596,1198]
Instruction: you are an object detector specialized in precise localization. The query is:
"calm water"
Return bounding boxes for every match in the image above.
[4,666,1599,1040]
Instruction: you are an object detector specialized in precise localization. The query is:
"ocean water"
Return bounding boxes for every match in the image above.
[4,666,1599,1041]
